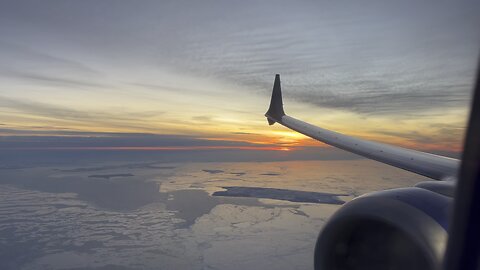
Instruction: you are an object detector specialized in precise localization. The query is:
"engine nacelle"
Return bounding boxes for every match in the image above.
[314,187,452,270]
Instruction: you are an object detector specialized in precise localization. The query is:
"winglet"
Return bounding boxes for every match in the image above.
[265,74,286,125]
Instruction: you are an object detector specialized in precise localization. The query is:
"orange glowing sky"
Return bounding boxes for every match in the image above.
[1,1,479,157]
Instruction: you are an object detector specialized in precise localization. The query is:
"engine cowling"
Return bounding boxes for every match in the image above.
[314,187,452,270]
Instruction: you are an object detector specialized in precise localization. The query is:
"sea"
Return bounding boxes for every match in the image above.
[0,152,429,270]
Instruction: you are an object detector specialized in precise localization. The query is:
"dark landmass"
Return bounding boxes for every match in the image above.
[58,163,175,173]
[260,173,281,176]
[202,169,224,174]
[88,174,134,179]
[213,186,348,204]
[229,172,246,176]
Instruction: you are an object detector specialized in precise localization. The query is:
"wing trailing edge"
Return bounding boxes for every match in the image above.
[265,74,459,181]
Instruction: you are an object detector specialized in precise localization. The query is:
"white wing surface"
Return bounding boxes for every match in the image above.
[265,74,459,181]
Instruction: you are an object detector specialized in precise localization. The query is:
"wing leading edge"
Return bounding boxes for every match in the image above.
[265,74,459,181]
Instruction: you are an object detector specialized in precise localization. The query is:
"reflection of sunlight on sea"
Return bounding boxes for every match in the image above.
[160,160,427,197]
[0,159,429,270]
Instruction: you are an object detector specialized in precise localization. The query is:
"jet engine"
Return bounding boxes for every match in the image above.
[314,187,452,270]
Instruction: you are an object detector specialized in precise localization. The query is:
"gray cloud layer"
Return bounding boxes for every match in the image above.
[0,130,366,168]
[0,131,256,148]
[0,0,478,116]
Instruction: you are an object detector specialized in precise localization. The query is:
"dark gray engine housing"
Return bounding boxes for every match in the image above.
[314,187,452,270]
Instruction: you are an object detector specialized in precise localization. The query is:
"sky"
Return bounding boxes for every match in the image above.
[0,0,479,159]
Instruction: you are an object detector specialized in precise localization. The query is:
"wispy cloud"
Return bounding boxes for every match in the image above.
[285,78,473,115]
[0,41,99,75]
[1,69,104,89]
[0,0,477,157]
[0,96,165,130]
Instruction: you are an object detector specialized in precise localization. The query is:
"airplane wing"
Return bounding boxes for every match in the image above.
[265,74,459,181]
